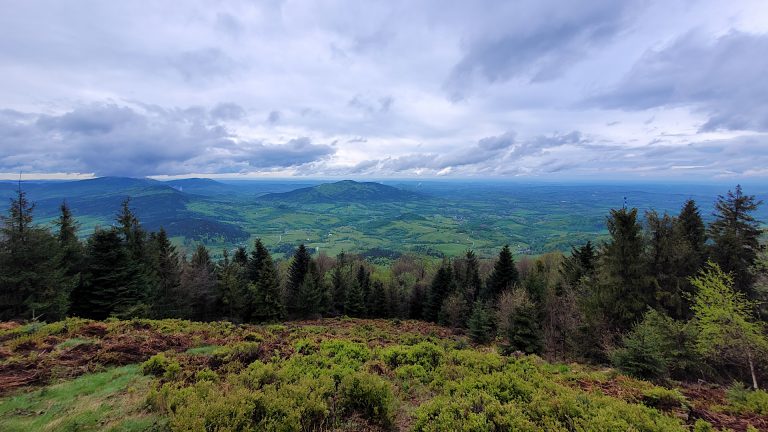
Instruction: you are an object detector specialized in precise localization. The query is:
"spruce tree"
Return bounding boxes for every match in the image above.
[344,279,366,317]
[709,185,763,296]
[677,199,707,270]
[331,252,348,315]
[483,245,518,300]
[183,244,217,321]
[285,244,311,317]
[247,239,267,283]
[216,249,247,321]
[467,301,494,344]
[356,265,371,316]
[115,198,153,313]
[0,186,71,320]
[233,246,248,267]
[56,201,83,278]
[74,229,135,319]
[506,302,542,354]
[425,260,454,322]
[459,249,482,304]
[369,280,388,318]
[298,261,324,317]
[248,241,284,322]
[646,211,687,318]
[598,207,650,330]
[148,228,183,319]
[561,241,596,286]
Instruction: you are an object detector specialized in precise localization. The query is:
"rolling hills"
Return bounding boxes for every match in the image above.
[258,180,424,203]
[2,177,766,259]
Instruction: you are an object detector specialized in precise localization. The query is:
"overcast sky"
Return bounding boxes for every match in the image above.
[1,0,767,180]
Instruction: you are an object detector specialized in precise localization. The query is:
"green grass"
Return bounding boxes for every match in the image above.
[0,365,165,432]
[55,338,96,350]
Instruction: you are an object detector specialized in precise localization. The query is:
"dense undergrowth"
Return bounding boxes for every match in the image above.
[1,317,767,431]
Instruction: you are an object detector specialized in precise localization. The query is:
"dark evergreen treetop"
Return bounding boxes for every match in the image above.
[56,201,79,246]
[286,244,314,317]
[248,242,283,322]
[425,260,455,322]
[233,246,248,267]
[561,241,597,287]
[0,187,70,321]
[600,207,650,330]
[484,244,518,300]
[75,228,134,319]
[247,239,268,283]
[459,249,482,304]
[709,185,763,295]
[288,244,311,291]
[677,199,706,255]
[191,244,213,270]
[148,228,182,318]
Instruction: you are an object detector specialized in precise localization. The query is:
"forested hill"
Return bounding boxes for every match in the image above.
[258,180,424,203]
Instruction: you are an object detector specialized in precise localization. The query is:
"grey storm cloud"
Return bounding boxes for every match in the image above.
[0,103,335,176]
[592,31,768,132]
[347,131,579,175]
[445,0,642,99]
[210,103,246,121]
[267,110,281,124]
[169,48,239,82]
[243,137,335,168]
[348,95,394,114]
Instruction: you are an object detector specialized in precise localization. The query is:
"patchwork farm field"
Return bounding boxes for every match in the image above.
[1,318,765,431]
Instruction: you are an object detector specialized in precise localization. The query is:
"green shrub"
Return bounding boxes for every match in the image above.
[211,342,261,366]
[293,338,317,355]
[395,364,429,384]
[692,418,715,431]
[319,340,371,366]
[641,386,686,410]
[726,382,768,415]
[195,368,217,382]
[339,372,395,426]
[381,342,443,371]
[413,391,538,432]
[142,353,179,378]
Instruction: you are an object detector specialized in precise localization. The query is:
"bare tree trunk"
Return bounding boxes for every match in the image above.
[748,351,759,390]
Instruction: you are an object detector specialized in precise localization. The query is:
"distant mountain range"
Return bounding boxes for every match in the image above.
[0,177,425,244]
[259,180,423,203]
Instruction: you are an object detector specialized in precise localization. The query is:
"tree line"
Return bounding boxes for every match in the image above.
[0,184,766,387]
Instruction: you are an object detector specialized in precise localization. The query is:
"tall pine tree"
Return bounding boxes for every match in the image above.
[425,260,454,322]
[482,245,518,300]
[56,201,83,280]
[458,249,482,305]
[0,186,71,320]
[247,239,284,322]
[182,244,217,321]
[148,228,183,318]
[597,208,650,330]
[330,252,349,315]
[216,249,248,321]
[285,244,313,318]
[74,228,136,319]
[560,241,596,287]
[709,185,763,297]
